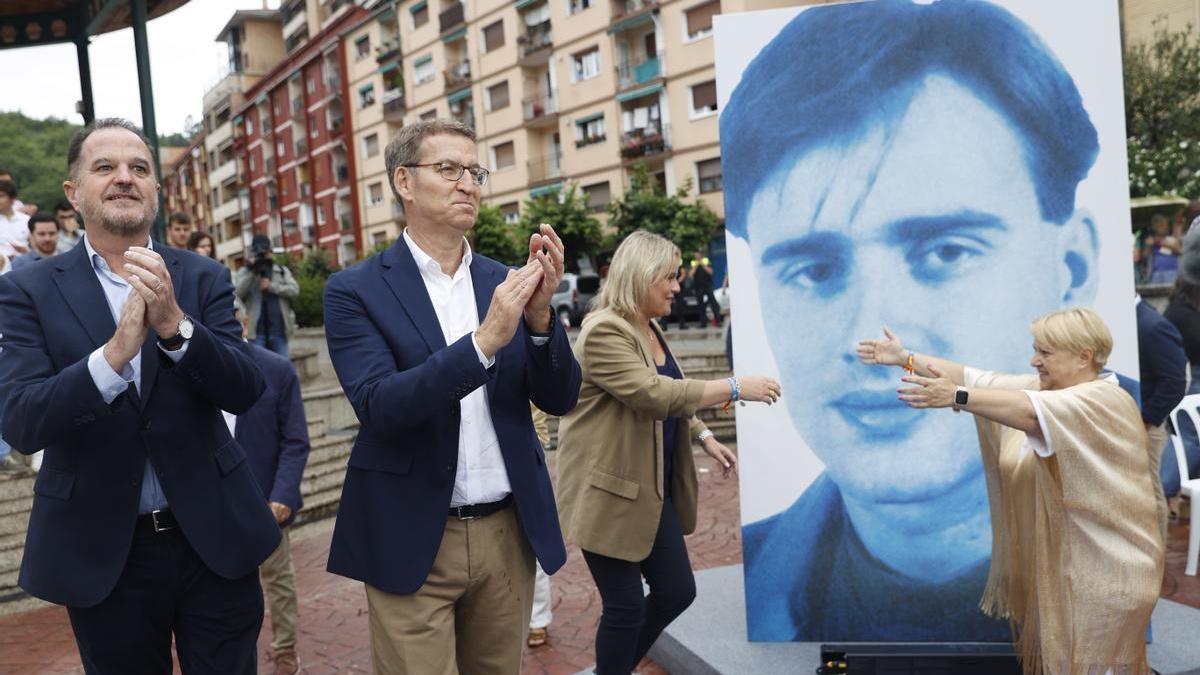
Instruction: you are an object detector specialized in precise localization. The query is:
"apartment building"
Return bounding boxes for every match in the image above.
[1122,0,1200,45]
[236,2,369,266]
[201,10,286,267]
[163,133,212,234]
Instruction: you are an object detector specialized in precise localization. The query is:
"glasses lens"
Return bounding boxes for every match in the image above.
[438,163,464,182]
[474,168,490,186]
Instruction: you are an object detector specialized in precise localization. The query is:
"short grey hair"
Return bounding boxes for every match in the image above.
[67,117,155,181]
[383,119,476,203]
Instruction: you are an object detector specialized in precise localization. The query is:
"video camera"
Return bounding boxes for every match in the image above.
[250,234,273,279]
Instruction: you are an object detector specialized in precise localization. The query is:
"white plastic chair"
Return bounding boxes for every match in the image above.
[1167,393,1200,575]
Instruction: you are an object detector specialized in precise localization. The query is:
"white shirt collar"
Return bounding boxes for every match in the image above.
[402,227,471,277]
[83,232,153,269]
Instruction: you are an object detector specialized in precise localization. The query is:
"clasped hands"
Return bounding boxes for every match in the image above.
[856,327,955,409]
[475,224,565,359]
[103,247,186,373]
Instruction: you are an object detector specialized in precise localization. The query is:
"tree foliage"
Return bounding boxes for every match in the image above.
[473,202,525,265]
[1125,24,1200,197]
[518,182,603,272]
[608,163,720,256]
[0,112,81,211]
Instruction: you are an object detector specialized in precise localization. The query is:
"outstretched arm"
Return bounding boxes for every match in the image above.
[857,326,967,385]
[899,365,1041,439]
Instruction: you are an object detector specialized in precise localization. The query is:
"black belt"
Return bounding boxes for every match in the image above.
[449,495,512,520]
[135,508,178,533]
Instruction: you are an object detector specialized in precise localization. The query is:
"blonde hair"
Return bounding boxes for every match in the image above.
[593,230,680,321]
[1030,307,1112,372]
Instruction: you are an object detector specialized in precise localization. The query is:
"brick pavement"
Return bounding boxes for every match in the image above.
[3,453,1200,675]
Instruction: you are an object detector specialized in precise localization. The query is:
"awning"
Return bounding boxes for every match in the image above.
[616,83,663,103]
[442,27,466,43]
[380,61,400,74]
[447,87,472,104]
[529,182,562,198]
[414,54,432,66]
[410,0,428,14]
[576,112,603,125]
[607,11,654,34]
[515,0,541,8]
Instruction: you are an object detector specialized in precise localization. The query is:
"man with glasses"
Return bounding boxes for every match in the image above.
[323,119,581,673]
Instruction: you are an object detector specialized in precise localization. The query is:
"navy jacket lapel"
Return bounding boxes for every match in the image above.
[381,242,447,354]
[53,244,116,349]
[138,248,183,409]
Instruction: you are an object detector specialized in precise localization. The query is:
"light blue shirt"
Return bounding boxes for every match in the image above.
[83,235,189,513]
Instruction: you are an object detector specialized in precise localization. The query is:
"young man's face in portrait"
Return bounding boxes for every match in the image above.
[743,75,1096,507]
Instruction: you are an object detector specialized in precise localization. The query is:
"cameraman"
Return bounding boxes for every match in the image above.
[236,234,299,357]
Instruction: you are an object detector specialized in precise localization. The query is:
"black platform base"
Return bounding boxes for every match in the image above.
[817,643,1019,675]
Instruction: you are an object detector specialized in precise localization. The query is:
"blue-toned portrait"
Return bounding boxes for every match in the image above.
[714,0,1140,642]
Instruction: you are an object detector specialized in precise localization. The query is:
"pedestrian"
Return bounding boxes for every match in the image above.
[322,119,581,674]
[236,234,300,357]
[11,212,61,271]
[0,117,279,674]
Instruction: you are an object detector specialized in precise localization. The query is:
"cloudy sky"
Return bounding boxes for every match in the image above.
[0,0,280,135]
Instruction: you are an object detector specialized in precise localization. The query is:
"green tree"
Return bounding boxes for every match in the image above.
[1124,24,1200,197]
[519,182,603,272]
[608,163,720,256]
[291,247,338,328]
[473,202,525,265]
[0,112,81,211]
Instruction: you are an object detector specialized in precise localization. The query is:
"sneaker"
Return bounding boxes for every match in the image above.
[270,651,300,675]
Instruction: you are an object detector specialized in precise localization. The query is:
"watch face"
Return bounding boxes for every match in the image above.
[179,316,195,340]
[955,389,969,406]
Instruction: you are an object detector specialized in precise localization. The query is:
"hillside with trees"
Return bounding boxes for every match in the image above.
[0,112,80,212]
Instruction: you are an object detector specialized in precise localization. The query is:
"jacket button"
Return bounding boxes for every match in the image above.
[142,420,152,431]
[445,464,453,472]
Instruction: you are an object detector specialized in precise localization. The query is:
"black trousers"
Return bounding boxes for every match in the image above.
[66,523,264,675]
[582,501,697,675]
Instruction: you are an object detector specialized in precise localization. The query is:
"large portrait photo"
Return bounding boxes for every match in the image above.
[715,0,1139,641]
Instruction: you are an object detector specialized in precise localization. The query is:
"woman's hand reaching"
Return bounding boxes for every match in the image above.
[857,327,906,367]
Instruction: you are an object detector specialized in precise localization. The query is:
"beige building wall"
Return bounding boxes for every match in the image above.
[1123,0,1200,45]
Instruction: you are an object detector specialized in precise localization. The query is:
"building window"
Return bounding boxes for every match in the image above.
[317,203,326,225]
[368,182,384,206]
[697,158,722,193]
[492,141,515,170]
[277,141,286,157]
[689,80,717,118]
[420,109,437,121]
[355,35,371,61]
[684,0,720,41]
[486,80,510,112]
[572,47,600,82]
[364,133,380,158]
[567,0,592,15]
[414,55,434,85]
[411,0,429,29]
[482,20,504,52]
[307,77,316,93]
[245,116,254,136]
[359,84,376,108]
[583,181,610,212]
[500,201,519,225]
[249,155,256,172]
[574,114,605,147]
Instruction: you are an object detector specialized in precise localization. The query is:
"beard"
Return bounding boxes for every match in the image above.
[82,196,158,237]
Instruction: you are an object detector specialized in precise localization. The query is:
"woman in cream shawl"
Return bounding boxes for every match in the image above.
[858,307,1165,675]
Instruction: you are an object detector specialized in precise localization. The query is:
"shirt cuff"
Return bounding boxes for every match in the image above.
[471,333,496,369]
[158,339,189,362]
[530,335,550,346]
[1020,390,1054,458]
[88,347,133,405]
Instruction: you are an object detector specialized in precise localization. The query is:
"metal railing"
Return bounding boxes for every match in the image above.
[438,2,465,33]
[522,92,558,122]
[617,52,662,90]
[375,36,401,62]
[527,153,563,183]
[611,0,658,20]
[383,90,407,119]
[620,123,671,159]
[518,20,552,58]
[444,60,471,88]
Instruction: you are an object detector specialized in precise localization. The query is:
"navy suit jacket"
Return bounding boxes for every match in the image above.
[323,241,581,594]
[234,342,310,524]
[0,242,280,607]
[1136,300,1187,426]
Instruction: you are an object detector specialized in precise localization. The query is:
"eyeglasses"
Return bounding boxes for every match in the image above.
[403,161,490,187]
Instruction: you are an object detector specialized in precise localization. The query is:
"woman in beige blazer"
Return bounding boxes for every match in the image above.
[556,231,780,674]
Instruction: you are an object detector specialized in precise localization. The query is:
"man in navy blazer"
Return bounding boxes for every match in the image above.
[226,302,310,675]
[0,119,279,674]
[324,119,581,673]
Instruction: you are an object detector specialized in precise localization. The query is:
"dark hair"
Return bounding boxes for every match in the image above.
[66,118,155,181]
[1171,276,1200,312]
[0,178,17,199]
[28,212,60,233]
[186,230,215,259]
[169,212,192,226]
[720,0,1098,238]
[54,201,74,213]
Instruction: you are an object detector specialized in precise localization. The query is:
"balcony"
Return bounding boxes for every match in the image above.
[617,52,662,90]
[620,124,671,160]
[295,140,308,157]
[328,115,345,136]
[210,159,238,186]
[283,8,307,40]
[382,88,407,121]
[444,60,471,89]
[611,0,658,21]
[336,164,350,183]
[375,36,401,63]
[213,197,242,223]
[438,2,465,33]
[522,92,558,127]
[527,153,562,184]
[292,96,303,114]
[339,213,353,232]
[517,21,552,64]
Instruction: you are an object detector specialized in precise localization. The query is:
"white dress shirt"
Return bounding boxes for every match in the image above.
[83,235,189,512]
[0,209,29,260]
[403,229,512,507]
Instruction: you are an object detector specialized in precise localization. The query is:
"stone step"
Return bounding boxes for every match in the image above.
[294,485,344,526]
[302,386,359,433]
[306,416,327,440]
[289,347,321,385]
[675,352,731,370]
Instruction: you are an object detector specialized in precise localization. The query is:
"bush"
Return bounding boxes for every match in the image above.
[293,274,327,328]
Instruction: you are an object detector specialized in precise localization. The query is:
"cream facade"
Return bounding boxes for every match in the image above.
[1122,0,1200,45]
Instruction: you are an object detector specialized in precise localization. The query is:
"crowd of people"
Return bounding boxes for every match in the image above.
[0,112,1189,675]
